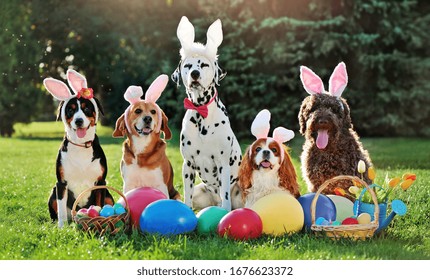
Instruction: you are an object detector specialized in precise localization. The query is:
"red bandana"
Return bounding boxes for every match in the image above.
[183,92,217,118]
[77,88,94,99]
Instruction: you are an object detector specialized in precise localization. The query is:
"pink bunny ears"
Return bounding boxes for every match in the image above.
[250,109,294,161]
[123,74,168,134]
[300,62,348,97]
[43,69,100,121]
[251,109,295,144]
[176,16,222,61]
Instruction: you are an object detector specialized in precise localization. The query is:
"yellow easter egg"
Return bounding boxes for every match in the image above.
[357,213,371,224]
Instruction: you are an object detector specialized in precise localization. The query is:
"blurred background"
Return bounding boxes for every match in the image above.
[1,0,429,139]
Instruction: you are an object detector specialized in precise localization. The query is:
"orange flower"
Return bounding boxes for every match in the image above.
[402,173,416,181]
[388,177,401,188]
[368,166,376,181]
[334,188,346,196]
[400,179,414,190]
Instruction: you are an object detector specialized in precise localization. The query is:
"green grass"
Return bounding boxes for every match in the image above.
[0,122,429,260]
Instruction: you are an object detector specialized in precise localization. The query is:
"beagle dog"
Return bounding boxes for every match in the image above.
[113,75,180,199]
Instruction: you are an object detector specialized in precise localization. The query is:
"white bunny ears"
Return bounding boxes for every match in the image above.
[250,109,295,161]
[300,62,348,98]
[177,16,223,61]
[43,69,100,121]
[123,74,169,134]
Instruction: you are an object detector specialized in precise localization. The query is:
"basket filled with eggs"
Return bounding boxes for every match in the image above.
[310,175,380,241]
[71,186,130,236]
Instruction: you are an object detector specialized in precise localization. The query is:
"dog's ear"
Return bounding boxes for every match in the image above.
[93,97,104,116]
[56,101,65,121]
[112,113,126,138]
[298,98,309,135]
[341,98,352,129]
[214,61,226,85]
[238,147,253,192]
[278,147,300,198]
[160,111,172,140]
[171,60,182,88]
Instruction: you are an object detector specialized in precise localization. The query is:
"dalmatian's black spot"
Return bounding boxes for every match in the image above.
[220,151,224,155]
[204,168,209,173]
[211,155,214,159]
[181,135,185,141]
[190,174,194,181]
[187,140,191,145]
[185,174,189,179]
[196,150,200,155]
[187,161,191,167]
[222,121,225,124]
[201,127,207,135]
[215,123,219,127]
[227,136,231,141]
[214,189,218,194]
[225,192,229,200]
[190,117,197,124]
[219,166,223,174]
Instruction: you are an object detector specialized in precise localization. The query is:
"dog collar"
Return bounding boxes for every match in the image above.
[68,139,93,148]
[183,91,217,118]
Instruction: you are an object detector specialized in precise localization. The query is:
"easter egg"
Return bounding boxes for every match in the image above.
[87,208,100,218]
[327,195,354,222]
[113,203,126,215]
[89,205,101,213]
[342,217,359,225]
[196,206,229,235]
[76,208,88,218]
[217,208,262,240]
[331,221,341,226]
[100,205,114,217]
[298,193,336,229]
[315,217,329,226]
[251,191,304,236]
[139,200,197,235]
[357,213,371,224]
[117,187,167,227]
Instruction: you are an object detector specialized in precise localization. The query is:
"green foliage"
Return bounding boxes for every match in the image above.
[0,122,429,259]
[2,0,429,138]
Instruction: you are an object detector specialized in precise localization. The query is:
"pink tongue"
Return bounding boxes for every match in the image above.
[316,129,329,149]
[77,128,87,138]
[260,161,271,168]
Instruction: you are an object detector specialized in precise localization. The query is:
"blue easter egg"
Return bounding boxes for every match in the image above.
[139,200,197,235]
[298,193,337,229]
[100,205,115,217]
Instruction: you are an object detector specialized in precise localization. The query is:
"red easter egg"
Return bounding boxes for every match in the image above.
[217,208,263,240]
[342,217,359,225]
[87,208,99,218]
[117,187,167,227]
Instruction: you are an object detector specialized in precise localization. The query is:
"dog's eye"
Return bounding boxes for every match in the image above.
[184,64,192,70]
[150,110,156,115]
[66,108,74,116]
[134,109,142,114]
[83,107,91,115]
[271,148,277,153]
[256,147,262,152]
[201,63,209,68]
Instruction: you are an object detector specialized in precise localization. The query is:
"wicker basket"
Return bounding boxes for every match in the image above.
[310,175,379,241]
[71,186,130,236]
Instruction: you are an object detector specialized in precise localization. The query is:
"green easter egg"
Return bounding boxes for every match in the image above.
[196,206,229,235]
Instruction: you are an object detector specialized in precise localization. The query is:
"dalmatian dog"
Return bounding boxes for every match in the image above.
[171,16,243,211]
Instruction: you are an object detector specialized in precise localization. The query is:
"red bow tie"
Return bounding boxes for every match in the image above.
[183,93,217,118]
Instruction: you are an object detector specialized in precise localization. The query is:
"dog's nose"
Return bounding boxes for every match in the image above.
[262,150,270,159]
[143,116,152,124]
[191,70,200,80]
[75,118,84,127]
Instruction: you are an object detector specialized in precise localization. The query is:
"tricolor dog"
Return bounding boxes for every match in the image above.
[43,69,114,228]
[238,109,300,208]
[171,16,242,211]
[113,75,180,199]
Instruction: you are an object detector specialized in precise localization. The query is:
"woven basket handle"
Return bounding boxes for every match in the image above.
[310,175,380,225]
[71,185,129,217]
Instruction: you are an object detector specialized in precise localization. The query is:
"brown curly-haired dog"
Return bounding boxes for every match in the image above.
[298,62,372,199]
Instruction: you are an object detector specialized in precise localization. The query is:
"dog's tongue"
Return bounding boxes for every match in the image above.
[260,161,271,168]
[316,129,329,149]
[77,128,87,138]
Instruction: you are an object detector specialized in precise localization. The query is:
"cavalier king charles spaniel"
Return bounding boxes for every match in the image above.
[238,109,300,207]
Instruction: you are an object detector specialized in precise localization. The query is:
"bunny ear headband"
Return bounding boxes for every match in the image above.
[177,16,222,63]
[250,109,295,162]
[300,62,348,110]
[43,69,100,122]
[123,74,168,135]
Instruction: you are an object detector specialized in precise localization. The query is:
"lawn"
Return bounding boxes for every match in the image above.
[0,122,429,260]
